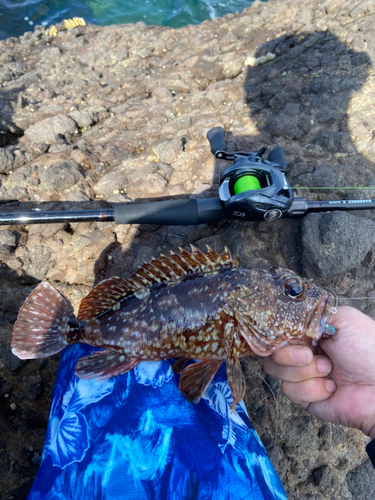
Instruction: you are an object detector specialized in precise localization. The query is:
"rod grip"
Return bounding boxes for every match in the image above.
[113,198,226,225]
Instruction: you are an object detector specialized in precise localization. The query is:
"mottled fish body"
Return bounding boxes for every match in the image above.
[11,246,334,409]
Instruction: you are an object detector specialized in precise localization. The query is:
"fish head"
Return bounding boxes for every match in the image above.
[230,268,335,355]
[272,268,335,341]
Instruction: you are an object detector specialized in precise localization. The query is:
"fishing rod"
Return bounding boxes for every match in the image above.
[1,126,375,226]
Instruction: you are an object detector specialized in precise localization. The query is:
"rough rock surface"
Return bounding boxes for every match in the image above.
[1,0,375,498]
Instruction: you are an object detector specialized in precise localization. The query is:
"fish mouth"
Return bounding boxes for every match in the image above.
[305,290,336,340]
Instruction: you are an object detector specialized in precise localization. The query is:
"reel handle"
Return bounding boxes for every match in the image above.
[268,146,287,172]
[206,126,226,155]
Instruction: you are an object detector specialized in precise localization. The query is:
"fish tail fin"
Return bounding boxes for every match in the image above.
[12,282,79,359]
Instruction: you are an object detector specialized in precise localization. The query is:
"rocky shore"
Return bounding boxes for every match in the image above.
[1,0,375,497]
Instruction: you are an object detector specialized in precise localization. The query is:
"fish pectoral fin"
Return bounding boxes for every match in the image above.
[75,350,139,380]
[234,312,278,357]
[179,360,222,404]
[172,358,191,374]
[226,352,246,412]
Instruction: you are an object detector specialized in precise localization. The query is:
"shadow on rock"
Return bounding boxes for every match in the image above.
[213,31,375,314]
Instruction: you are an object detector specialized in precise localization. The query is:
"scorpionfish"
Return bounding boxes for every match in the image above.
[12,246,335,409]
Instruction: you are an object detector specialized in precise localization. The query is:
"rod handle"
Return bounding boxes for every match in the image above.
[113,198,226,225]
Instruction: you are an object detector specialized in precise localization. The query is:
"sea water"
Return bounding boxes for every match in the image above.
[0,0,256,41]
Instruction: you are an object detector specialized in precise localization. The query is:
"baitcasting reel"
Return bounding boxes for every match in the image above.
[208,126,292,222]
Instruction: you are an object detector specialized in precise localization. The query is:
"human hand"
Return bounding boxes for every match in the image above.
[263,306,375,439]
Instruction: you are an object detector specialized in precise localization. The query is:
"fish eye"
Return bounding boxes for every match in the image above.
[283,278,305,300]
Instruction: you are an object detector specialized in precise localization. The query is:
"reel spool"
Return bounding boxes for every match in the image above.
[233,175,261,194]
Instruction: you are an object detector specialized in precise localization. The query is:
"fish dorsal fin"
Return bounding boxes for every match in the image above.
[78,246,237,322]
[78,276,137,322]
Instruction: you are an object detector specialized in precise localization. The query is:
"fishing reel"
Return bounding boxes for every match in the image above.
[208,127,293,221]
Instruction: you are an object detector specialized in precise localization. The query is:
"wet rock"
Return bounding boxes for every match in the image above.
[24,115,77,143]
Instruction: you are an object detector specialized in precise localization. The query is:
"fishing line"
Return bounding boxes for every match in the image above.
[337,296,375,300]
[292,186,375,190]
[323,287,375,301]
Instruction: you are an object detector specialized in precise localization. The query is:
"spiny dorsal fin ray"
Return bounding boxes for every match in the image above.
[78,246,237,322]
[78,276,135,322]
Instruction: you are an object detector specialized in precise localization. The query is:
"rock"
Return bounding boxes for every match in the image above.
[13,72,40,88]
[0,118,23,146]
[40,160,84,191]
[205,90,226,108]
[302,212,375,277]
[313,131,354,153]
[26,377,43,400]
[152,86,173,103]
[132,245,157,270]
[0,244,14,261]
[162,117,192,136]
[69,109,99,129]
[0,229,18,247]
[3,349,21,371]
[93,169,128,197]
[24,115,77,143]
[0,148,15,173]
[313,465,334,487]
[266,112,311,139]
[126,169,168,197]
[39,47,62,60]
[346,460,375,498]
[151,138,184,163]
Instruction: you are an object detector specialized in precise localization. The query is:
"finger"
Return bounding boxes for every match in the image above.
[264,354,332,383]
[281,378,336,408]
[267,345,314,367]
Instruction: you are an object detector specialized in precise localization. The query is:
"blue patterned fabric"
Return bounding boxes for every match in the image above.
[28,344,287,500]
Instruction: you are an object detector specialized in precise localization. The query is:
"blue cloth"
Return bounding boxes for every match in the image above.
[28,344,287,500]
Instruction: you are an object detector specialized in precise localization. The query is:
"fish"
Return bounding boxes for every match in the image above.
[11,246,335,410]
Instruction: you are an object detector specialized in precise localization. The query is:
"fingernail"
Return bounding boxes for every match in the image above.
[325,379,336,393]
[317,357,331,373]
[292,347,311,364]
